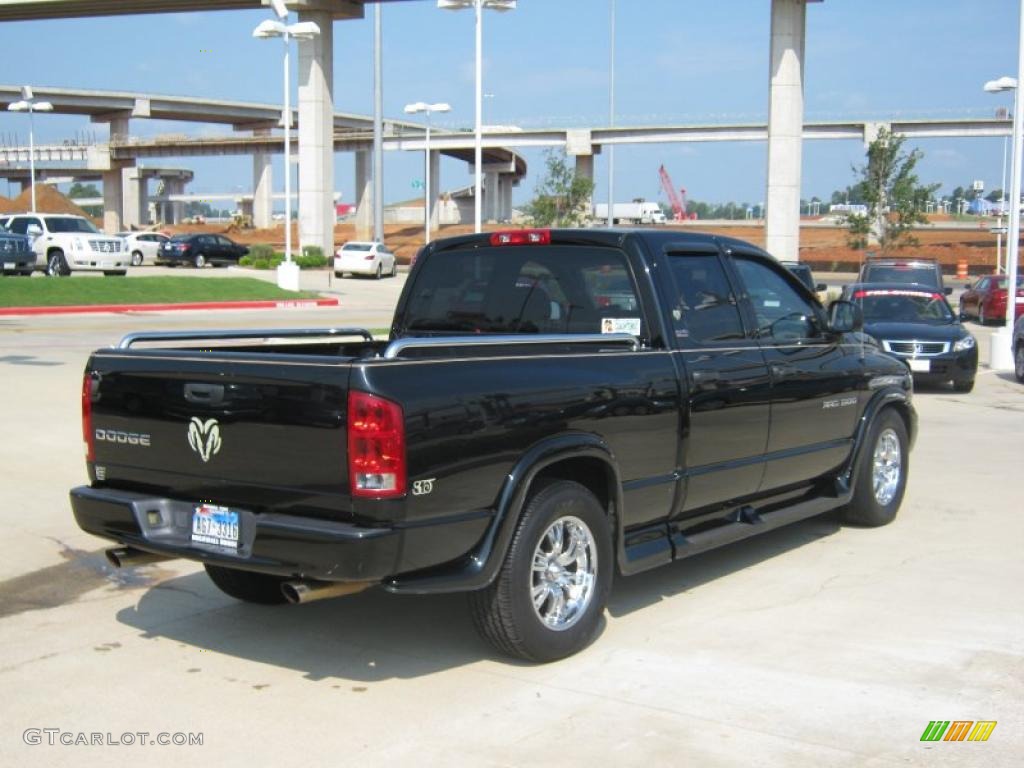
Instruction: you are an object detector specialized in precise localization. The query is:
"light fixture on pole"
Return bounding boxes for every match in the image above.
[253,0,320,292]
[404,101,451,246]
[438,0,516,233]
[7,86,54,214]
[985,77,1016,274]
[984,5,1023,371]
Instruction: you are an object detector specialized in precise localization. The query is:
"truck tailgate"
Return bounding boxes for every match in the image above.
[86,350,355,520]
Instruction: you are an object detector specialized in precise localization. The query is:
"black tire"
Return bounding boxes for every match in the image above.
[952,378,975,393]
[1014,344,1024,383]
[193,253,206,269]
[841,409,908,527]
[204,564,289,605]
[334,271,344,279]
[390,261,398,277]
[468,480,612,662]
[131,251,144,267]
[375,262,383,280]
[46,250,70,277]
[104,270,127,277]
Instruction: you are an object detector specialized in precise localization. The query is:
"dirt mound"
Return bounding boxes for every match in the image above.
[0,185,93,218]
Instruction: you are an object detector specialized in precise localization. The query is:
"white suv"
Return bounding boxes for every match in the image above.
[5,213,129,276]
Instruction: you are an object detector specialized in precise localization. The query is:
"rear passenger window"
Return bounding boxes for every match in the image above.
[665,253,744,344]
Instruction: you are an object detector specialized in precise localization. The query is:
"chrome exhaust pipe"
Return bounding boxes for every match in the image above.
[281,579,372,605]
[105,547,174,569]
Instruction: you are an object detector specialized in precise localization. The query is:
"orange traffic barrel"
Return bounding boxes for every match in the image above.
[956,259,968,280]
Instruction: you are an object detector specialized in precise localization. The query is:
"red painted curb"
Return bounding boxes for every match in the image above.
[0,297,340,317]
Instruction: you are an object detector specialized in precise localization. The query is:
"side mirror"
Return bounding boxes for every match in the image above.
[828,300,863,334]
[26,224,42,237]
[815,283,827,292]
[944,287,953,295]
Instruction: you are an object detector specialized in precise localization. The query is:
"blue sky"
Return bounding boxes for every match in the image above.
[0,0,1020,209]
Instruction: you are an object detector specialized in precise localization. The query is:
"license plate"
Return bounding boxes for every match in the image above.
[2,262,13,269]
[1016,296,1024,304]
[191,504,240,549]
[908,358,930,373]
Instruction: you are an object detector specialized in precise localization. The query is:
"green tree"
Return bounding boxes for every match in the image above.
[845,127,939,253]
[525,150,595,226]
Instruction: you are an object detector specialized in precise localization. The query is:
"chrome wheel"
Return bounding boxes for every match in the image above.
[530,515,597,632]
[872,427,902,506]
[131,251,143,267]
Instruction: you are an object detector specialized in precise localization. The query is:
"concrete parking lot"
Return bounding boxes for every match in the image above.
[0,283,1020,767]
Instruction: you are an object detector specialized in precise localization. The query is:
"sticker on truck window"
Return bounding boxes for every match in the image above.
[600,318,641,336]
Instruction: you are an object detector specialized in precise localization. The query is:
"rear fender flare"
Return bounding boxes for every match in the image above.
[386,432,621,594]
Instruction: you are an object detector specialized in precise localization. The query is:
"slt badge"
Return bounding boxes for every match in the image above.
[188,417,222,463]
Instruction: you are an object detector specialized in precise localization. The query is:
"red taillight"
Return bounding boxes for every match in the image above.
[852,290,867,299]
[180,243,191,252]
[489,229,551,247]
[348,391,406,499]
[82,373,94,462]
[364,254,376,261]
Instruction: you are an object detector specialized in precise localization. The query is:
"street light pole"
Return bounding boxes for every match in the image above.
[404,102,452,247]
[253,4,320,292]
[607,0,616,228]
[438,1,515,233]
[984,6,1024,370]
[7,87,54,214]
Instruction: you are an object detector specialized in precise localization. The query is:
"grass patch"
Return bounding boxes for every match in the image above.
[0,277,321,308]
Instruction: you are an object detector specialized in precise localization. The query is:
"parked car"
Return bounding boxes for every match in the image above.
[1013,313,1024,383]
[857,256,951,295]
[118,231,170,267]
[850,282,977,392]
[157,233,248,268]
[4,213,128,276]
[958,273,1024,325]
[333,241,396,279]
[0,224,35,276]
[72,228,916,662]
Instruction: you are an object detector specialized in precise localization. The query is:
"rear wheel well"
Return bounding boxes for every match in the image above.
[532,456,615,521]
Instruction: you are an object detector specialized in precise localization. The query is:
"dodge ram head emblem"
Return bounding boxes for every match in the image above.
[187,417,222,463]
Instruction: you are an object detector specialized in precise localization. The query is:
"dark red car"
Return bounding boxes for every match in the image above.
[959,274,1024,325]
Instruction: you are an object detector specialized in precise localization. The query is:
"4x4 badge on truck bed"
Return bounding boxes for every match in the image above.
[187,417,222,463]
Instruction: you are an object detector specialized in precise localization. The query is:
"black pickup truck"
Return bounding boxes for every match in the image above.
[72,228,916,661]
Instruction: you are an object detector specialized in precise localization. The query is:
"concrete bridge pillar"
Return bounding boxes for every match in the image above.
[484,170,499,223]
[253,128,273,229]
[297,9,335,257]
[499,175,514,223]
[575,154,594,216]
[123,168,148,229]
[102,170,124,233]
[427,149,441,229]
[166,179,185,225]
[354,149,372,241]
[101,116,132,233]
[764,0,807,262]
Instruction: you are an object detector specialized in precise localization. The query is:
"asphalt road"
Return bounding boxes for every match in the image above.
[0,281,1020,767]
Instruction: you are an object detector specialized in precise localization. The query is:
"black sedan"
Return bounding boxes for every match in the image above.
[847,282,978,392]
[157,234,248,268]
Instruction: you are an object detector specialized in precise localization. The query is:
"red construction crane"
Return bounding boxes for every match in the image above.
[658,165,696,220]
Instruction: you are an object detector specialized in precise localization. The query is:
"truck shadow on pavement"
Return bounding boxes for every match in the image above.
[114,513,840,679]
[607,512,841,617]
